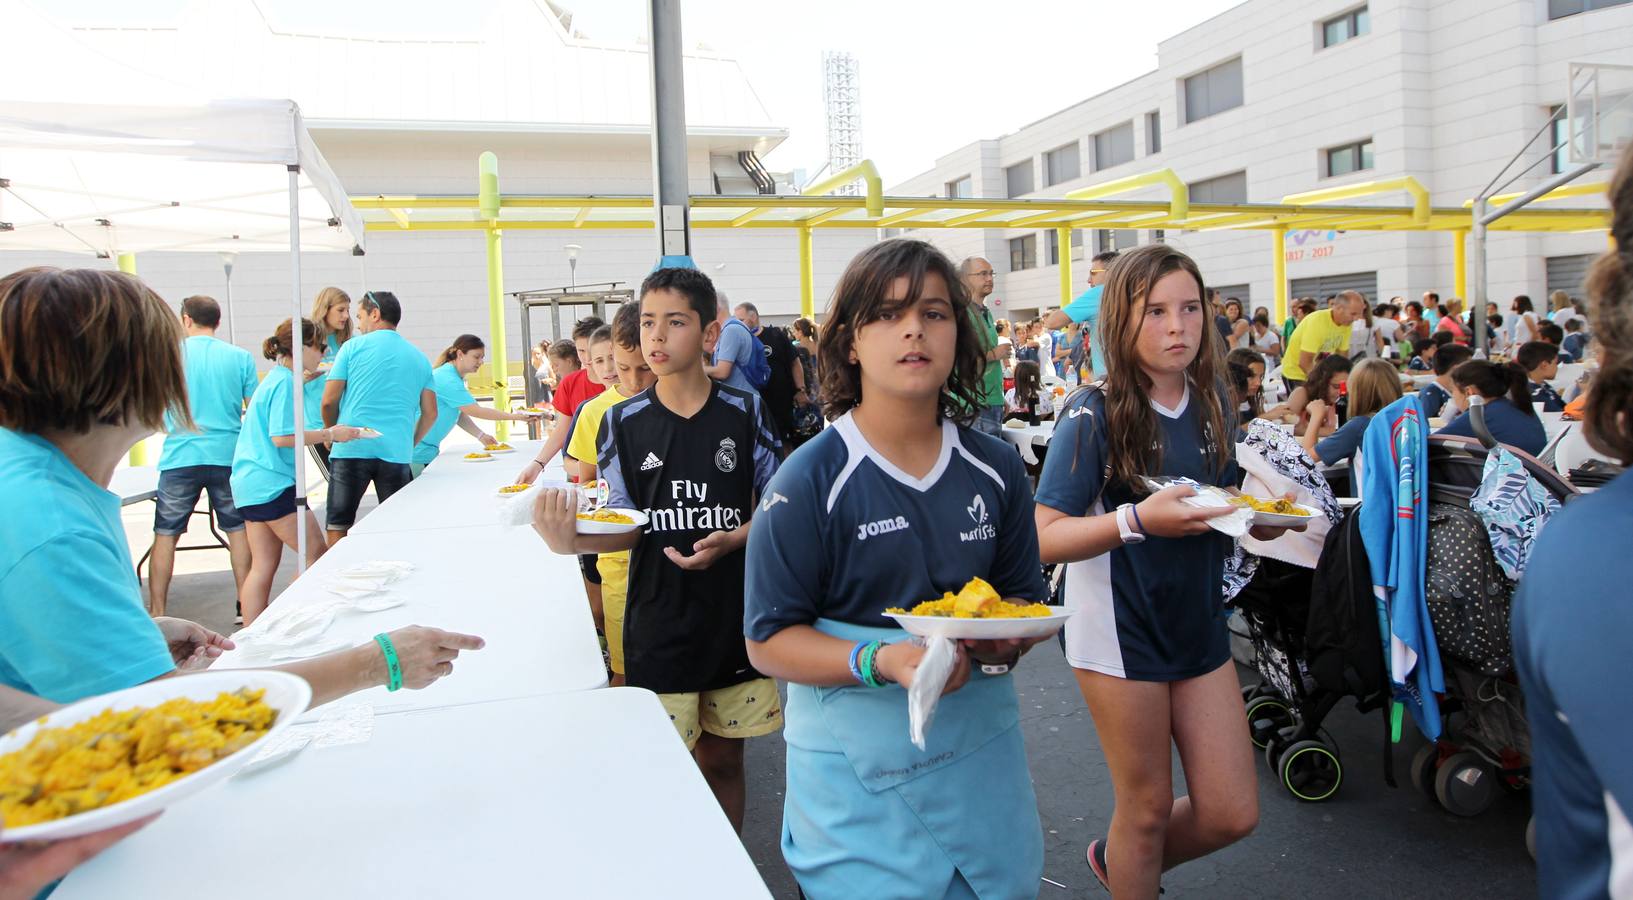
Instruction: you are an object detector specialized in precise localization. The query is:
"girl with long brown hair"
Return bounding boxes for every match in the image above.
[310,286,352,364]
[1035,244,1297,895]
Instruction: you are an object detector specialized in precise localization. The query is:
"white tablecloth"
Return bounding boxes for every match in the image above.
[350,440,562,536]
[54,688,770,900]
[999,421,1055,465]
[215,523,605,715]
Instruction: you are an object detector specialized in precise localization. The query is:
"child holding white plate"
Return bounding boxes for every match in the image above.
[744,239,1050,899]
[1035,244,1297,895]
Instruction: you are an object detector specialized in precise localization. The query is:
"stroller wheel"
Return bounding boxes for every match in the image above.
[1279,739,1343,802]
[1409,743,1442,797]
[1434,752,1497,817]
[1245,696,1295,750]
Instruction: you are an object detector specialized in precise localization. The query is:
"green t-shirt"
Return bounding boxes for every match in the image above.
[970,303,1004,407]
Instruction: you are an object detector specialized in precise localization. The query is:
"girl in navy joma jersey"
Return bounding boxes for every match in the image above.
[745,240,1051,899]
[1036,244,1296,896]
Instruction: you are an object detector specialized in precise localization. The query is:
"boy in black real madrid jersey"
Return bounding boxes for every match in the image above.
[531,266,781,832]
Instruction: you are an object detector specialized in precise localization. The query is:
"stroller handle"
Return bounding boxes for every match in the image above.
[1466,395,1499,451]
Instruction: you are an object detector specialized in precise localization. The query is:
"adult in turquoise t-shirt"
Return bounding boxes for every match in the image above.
[411,335,539,473]
[1059,285,1106,376]
[321,291,434,537]
[149,295,260,616]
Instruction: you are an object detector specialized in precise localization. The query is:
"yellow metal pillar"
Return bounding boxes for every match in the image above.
[1057,226,1073,310]
[1272,228,1288,324]
[479,152,511,441]
[798,225,814,319]
[116,253,151,467]
[1453,230,1468,300]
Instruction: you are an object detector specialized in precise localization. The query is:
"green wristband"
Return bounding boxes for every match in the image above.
[373,633,404,692]
[860,641,885,689]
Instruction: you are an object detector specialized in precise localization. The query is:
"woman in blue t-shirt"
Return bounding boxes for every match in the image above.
[1034,245,1300,895]
[310,286,352,366]
[1435,359,1547,456]
[745,239,1050,899]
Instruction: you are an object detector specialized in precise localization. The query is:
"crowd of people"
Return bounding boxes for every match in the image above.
[2,143,1630,899]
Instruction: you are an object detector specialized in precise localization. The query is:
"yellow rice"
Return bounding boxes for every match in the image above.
[0,689,276,828]
[886,576,1051,619]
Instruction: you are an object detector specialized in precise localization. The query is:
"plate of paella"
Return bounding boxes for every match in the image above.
[884,578,1074,640]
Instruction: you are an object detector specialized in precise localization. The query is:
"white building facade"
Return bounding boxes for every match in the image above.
[887,0,1630,322]
[1,0,872,363]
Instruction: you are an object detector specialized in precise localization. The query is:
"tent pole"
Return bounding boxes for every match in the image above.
[116,252,152,468]
[289,166,309,576]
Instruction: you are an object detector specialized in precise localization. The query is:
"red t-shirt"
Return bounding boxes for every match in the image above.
[552,368,606,418]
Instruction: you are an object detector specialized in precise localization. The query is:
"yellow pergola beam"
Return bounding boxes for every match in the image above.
[801,160,883,217]
[572,206,593,228]
[1283,176,1430,225]
[939,208,1012,227]
[801,206,852,226]
[730,207,775,227]
[386,207,411,229]
[874,207,934,227]
[1065,168,1189,222]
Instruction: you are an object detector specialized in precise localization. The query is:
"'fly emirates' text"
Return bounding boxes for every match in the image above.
[646,479,745,533]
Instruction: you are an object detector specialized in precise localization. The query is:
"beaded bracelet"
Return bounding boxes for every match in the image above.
[866,641,889,687]
[373,632,404,692]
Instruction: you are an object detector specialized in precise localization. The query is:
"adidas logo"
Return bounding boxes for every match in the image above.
[639,451,664,471]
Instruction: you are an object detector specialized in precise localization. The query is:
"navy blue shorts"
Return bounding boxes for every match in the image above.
[238,485,298,523]
[154,465,245,534]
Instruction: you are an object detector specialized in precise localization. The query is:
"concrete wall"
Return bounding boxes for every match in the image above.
[887,0,1630,316]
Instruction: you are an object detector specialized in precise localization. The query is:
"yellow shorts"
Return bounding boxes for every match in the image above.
[658,677,783,750]
[595,552,630,675]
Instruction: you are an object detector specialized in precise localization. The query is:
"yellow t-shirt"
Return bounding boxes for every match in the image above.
[1282,310,1352,381]
[565,385,634,465]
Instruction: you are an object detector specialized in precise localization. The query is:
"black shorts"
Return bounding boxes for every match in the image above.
[579,553,602,584]
[238,485,298,523]
[326,456,413,530]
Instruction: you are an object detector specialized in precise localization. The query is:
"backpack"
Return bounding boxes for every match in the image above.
[725,318,772,389]
[1424,499,1516,677]
[1306,507,1389,710]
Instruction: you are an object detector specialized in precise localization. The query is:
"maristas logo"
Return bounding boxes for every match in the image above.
[960,492,996,543]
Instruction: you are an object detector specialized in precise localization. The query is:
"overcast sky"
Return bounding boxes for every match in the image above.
[49,0,1244,185]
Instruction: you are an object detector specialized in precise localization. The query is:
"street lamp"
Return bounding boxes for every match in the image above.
[219,251,238,345]
[564,243,582,288]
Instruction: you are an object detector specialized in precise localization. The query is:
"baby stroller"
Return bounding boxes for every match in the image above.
[1404,401,1576,823]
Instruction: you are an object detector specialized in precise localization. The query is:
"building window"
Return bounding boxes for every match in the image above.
[1152,229,1167,244]
[1182,57,1243,124]
[1188,171,1248,204]
[1324,139,1375,177]
[1046,230,1060,266]
[1550,105,1570,175]
[1548,0,1631,20]
[1070,228,1084,261]
[1093,229,1140,255]
[1146,110,1162,154]
[1093,122,1136,171]
[1044,143,1081,187]
[1321,6,1370,48]
[946,176,972,198]
[1009,234,1037,271]
[1005,161,1035,198]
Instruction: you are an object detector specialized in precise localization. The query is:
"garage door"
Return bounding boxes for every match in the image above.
[1289,271,1378,304]
[1545,254,1597,300]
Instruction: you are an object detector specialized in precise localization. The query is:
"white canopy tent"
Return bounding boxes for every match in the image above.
[0,96,366,574]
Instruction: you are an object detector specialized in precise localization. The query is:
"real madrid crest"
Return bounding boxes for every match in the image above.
[715,437,738,473]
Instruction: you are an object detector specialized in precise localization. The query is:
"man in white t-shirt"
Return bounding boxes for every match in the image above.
[1373,301,1402,359]
[1034,318,1054,377]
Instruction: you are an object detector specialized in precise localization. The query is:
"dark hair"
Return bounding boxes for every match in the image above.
[1294,298,1319,315]
[612,301,641,350]
[1432,342,1473,376]
[1582,141,1633,463]
[1431,330,1454,348]
[1406,300,1425,316]
[263,317,319,361]
[1013,360,1042,409]
[1227,361,1263,420]
[1515,341,1559,372]
[0,267,190,434]
[572,315,606,342]
[1226,347,1264,371]
[1251,309,1271,327]
[589,324,614,347]
[1513,294,1534,314]
[817,239,985,424]
[639,267,716,330]
[547,337,579,363]
[1452,360,1535,416]
[1425,292,1441,304]
[1488,314,1504,329]
[1091,250,1120,266]
[1538,321,1565,344]
[1412,337,1437,356]
[360,290,402,326]
[1564,317,1584,332]
[791,316,817,340]
[1303,354,1353,404]
[437,333,484,366]
[180,295,222,329]
[1223,298,1244,319]
[1084,243,1230,490]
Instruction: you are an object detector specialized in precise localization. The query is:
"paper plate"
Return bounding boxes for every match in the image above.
[0,671,310,842]
[462,454,496,463]
[1248,506,1317,529]
[496,483,535,499]
[354,427,382,439]
[482,446,517,454]
[885,607,1076,640]
[575,507,648,534]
